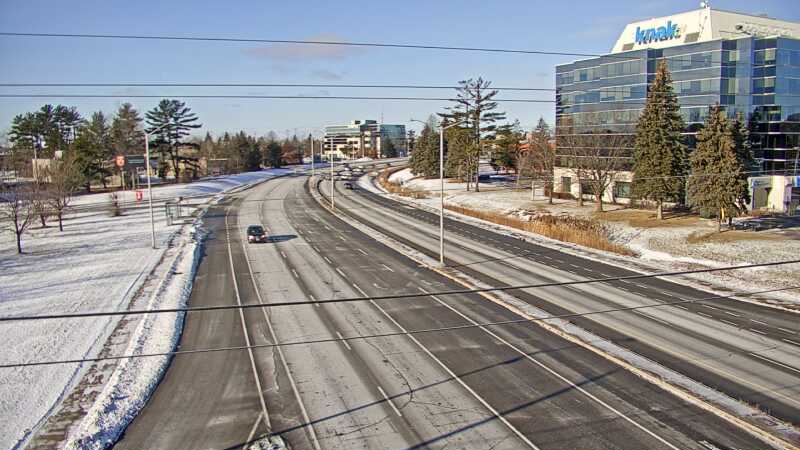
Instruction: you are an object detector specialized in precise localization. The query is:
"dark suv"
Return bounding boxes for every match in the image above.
[246,225,267,243]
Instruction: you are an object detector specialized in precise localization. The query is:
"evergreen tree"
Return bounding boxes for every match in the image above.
[383,137,398,158]
[409,121,439,178]
[730,112,756,211]
[444,127,477,184]
[491,121,521,173]
[264,141,283,168]
[111,103,144,155]
[632,60,687,219]
[145,99,202,181]
[687,105,749,230]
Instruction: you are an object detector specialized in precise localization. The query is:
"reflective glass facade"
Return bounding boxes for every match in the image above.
[556,36,800,173]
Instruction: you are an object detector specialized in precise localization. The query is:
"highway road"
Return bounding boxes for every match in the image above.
[319,172,800,428]
[114,172,779,450]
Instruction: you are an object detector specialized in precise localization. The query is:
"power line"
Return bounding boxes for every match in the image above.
[1,285,794,369]
[0,31,640,60]
[0,94,554,103]
[1,259,797,323]
[0,82,554,91]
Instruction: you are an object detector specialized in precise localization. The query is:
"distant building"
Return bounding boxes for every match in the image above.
[323,120,406,160]
[555,5,800,212]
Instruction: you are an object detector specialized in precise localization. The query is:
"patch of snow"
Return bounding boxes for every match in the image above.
[0,169,293,450]
[387,167,415,185]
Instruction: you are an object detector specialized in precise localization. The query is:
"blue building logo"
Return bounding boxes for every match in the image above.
[635,21,681,45]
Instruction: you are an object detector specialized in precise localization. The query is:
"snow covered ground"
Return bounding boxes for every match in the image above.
[0,168,294,450]
[377,168,800,308]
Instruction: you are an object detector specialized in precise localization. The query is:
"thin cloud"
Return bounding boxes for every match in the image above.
[243,33,364,61]
[310,69,343,80]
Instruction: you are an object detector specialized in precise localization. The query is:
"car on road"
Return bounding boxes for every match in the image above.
[343,181,354,189]
[246,225,267,243]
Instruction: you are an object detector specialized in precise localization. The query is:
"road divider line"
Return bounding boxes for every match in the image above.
[349,282,539,450]
[381,264,395,273]
[335,268,347,279]
[782,338,800,346]
[750,328,767,336]
[377,385,403,417]
[335,332,352,351]
[751,319,768,325]
[357,248,368,256]
[418,287,682,450]
[748,353,800,375]
[777,327,796,335]
[243,412,263,450]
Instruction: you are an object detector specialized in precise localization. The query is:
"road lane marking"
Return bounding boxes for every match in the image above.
[310,294,320,308]
[724,311,741,317]
[703,305,720,311]
[750,319,768,326]
[416,286,682,450]
[280,251,287,259]
[237,212,322,450]
[777,327,797,335]
[338,235,347,241]
[223,211,271,433]
[323,256,332,264]
[782,338,800,346]
[721,319,738,326]
[291,269,299,279]
[381,264,395,273]
[634,311,671,326]
[674,305,688,310]
[336,332,352,351]
[748,352,800,375]
[335,267,347,279]
[242,412,264,450]
[356,248,368,255]
[349,283,539,449]
[750,328,767,336]
[698,312,713,318]
[377,386,403,417]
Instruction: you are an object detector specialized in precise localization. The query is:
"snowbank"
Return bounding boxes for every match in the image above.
[0,168,292,450]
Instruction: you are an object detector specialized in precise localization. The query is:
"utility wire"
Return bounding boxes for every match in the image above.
[1,285,795,369]
[0,31,641,60]
[1,259,797,323]
[0,94,554,103]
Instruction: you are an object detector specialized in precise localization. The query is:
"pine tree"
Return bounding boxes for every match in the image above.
[111,103,144,155]
[409,121,439,178]
[632,60,687,219]
[730,112,756,212]
[145,99,202,181]
[687,105,748,230]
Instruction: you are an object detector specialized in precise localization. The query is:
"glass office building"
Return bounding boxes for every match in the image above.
[324,120,407,159]
[555,6,800,212]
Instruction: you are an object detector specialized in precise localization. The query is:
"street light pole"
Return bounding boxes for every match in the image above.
[330,135,335,211]
[144,122,170,249]
[310,135,315,178]
[410,118,468,266]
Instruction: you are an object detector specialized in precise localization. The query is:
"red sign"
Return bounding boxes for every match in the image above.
[115,155,125,168]
[135,190,143,202]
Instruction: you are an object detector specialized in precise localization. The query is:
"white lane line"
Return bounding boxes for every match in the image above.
[749,352,800,375]
[674,305,688,311]
[569,264,581,269]
[323,256,332,264]
[338,235,347,242]
[310,294,320,308]
[662,292,675,298]
[724,311,741,318]
[336,332,352,351]
[238,215,322,450]
[335,267,348,279]
[721,319,738,327]
[356,248,369,256]
[698,312,713,318]
[777,327,797,335]
[224,211,271,432]
[377,386,403,417]
[291,269,300,279]
[381,264,395,273]
[703,305,720,311]
[416,287,681,450]
[311,245,320,252]
[750,328,767,336]
[750,319,768,326]
[323,225,331,230]
[242,412,263,450]
[349,283,539,450]
[634,311,671,326]
[280,251,287,259]
[782,338,800,346]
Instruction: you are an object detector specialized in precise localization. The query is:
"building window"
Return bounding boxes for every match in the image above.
[614,181,632,199]
[560,176,572,193]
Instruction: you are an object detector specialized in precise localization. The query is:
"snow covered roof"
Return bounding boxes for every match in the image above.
[611,6,800,54]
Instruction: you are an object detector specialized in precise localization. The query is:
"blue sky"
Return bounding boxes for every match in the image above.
[0,0,796,140]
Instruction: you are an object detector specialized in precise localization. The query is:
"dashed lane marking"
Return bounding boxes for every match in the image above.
[381,264,395,273]
[777,327,797,335]
[291,269,299,279]
[750,328,767,336]
[357,248,369,256]
[336,267,348,279]
[698,312,713,318]
[782,338,800,346]
[750,319,768,326]
[323,256,332,264]
[336,332,352,351]
[280,251,287,259]
[377,386,403,417]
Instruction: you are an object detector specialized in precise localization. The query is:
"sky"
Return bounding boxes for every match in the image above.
[0,0,796,141]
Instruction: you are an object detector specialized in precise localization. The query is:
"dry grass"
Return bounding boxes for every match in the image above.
[686,230,782,244]
[595,209,702,228]
[445,204,635,256]
[377,167,429,199]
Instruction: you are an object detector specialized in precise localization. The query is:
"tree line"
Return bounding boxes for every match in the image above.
[410,63,757,229]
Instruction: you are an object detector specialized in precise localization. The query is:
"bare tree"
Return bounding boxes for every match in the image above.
[44,154,84,231]
[558,132,631,212]
[525,118,555,203]
[1,183,36,254]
